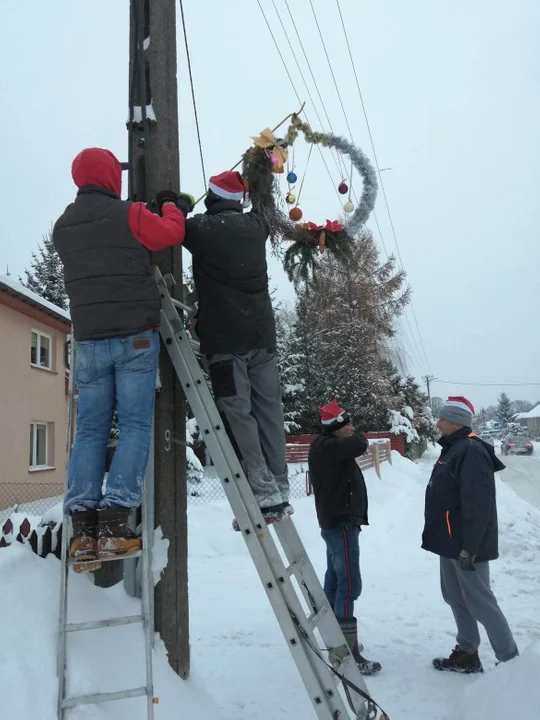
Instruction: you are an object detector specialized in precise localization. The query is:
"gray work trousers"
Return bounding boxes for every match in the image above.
[207,349,289,509]
[440,556,519,662]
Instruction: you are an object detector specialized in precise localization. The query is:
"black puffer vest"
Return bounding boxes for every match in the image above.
[53,186,160,341]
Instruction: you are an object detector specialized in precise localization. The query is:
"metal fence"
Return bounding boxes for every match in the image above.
[1,442,394,523]
[0,483,63,525]
[187,463,310,505]
[0,466,310,524]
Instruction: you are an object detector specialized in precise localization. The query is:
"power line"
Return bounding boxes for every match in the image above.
[255,0,342,203]
[259,0,428,375]
[271,0,344,181]
[332,0,431,372]
[178,0,206,187]
[435,380,540,388]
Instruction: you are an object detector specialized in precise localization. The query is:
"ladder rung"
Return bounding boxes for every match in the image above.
[66,615,143,633]
[170,297,194,313]
[67,549,142,567]
[62,686,148,709]
[307,607,328,630]
[286,557,307,576]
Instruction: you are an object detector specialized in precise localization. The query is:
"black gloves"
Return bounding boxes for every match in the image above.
[176,193,195,216]
[155,190,195,216]
[459,550,476,571]
[155,190,178,210]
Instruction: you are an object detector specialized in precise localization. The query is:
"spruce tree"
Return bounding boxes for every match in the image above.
[20,229,67,309]
[497,392,514,428]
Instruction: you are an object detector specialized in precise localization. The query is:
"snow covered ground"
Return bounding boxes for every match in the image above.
[1,446,539,719]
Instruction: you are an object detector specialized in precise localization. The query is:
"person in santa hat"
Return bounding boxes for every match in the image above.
[423,396,519,673]
[183,171,290,525]
[308,399,382,675]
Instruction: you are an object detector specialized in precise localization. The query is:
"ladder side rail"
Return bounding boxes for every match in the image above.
[156,282,351,718]
[141,418,156,717]
[57,333,78,719]
[274,521,373,717]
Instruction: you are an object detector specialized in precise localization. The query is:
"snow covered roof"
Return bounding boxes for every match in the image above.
[515,404,540,420]
[0,274,71,324]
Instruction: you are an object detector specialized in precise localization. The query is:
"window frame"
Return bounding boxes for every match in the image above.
[31,329,53,370]
[29,421,50,470]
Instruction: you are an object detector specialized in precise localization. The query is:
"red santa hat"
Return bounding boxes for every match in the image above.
[208,170,247,203]
[318,398,351,431]
[439,396,475,426]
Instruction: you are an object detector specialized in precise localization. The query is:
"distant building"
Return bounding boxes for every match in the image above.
[0,275,71,511]
[514,405,540,437]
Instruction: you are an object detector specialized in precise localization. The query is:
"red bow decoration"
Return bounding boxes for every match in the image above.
[308,221,324,231]
[325,219,343,232]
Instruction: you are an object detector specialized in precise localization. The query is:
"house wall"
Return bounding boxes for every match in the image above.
[0,302,69,509]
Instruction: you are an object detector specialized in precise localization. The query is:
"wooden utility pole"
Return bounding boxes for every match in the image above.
[128,0,189,679]
[423,374,435,406]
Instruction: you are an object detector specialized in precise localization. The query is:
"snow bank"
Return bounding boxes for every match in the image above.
[0,543,223,720]
[460,641,540,720]
[1,444,539,719]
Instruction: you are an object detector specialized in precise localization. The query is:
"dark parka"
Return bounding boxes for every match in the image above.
[308,431,369,530]
[422,428,505,562]
[183,200,276,356]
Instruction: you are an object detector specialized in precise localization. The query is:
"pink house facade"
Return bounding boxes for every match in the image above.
[0,276,71,511]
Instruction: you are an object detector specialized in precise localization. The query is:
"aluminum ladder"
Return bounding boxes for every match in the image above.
[155,266,382,720]
[56,337,157,719]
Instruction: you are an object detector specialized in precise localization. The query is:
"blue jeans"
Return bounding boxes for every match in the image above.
[321,524,362,621]
[64,330,159,515]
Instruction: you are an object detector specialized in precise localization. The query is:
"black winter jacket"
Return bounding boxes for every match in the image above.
[422,428,505,562]
[53,187,160,341]
[308,431,369,529]
[183,200,276,355]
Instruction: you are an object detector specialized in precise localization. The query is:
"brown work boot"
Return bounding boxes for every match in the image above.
[97,507,141,559]
[70,510,101,573]
[433,645,483,674]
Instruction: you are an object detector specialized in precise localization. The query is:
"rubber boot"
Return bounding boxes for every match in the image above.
[330,617,382,676]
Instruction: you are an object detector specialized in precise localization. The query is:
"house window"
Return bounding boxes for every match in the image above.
[30,422,49,468]
[31,330,52,369]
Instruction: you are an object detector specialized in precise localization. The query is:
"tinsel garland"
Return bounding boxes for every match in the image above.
[284,116,378,236]
[241,115,378,286]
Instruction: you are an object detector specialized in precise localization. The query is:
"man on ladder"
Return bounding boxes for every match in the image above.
[53,146,192,570]
[183,170,292,527]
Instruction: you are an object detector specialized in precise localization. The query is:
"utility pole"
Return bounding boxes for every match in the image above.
[128,0,189,679]
[423,374,435,406]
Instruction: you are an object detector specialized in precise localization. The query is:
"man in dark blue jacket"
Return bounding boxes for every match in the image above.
[423,396,519,673]
[308,399,381,675]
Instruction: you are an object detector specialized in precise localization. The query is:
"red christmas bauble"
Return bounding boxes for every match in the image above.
[338,181,348,195]
[289,207,303,221]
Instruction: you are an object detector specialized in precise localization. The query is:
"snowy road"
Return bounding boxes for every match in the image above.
[499,452,540,511]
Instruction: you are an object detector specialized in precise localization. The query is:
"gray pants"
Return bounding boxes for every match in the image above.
[207,350,289,509]
[440,557,518,662]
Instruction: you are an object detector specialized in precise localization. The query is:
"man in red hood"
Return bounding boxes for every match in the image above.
[53,147,193,570]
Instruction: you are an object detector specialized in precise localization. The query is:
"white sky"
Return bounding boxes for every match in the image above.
[1,0,539,409]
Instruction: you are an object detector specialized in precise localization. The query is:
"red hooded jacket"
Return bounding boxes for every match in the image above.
[71,147,185,250]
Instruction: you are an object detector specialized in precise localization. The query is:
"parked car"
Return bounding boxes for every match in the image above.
[480,433,495,447]
[501,435,534,455]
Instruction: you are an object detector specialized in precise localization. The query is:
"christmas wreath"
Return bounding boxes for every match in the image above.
[241,111,378,286]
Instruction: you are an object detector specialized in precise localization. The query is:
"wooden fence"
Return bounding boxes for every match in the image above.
[0,517,62,559]
[287,439,393,496]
